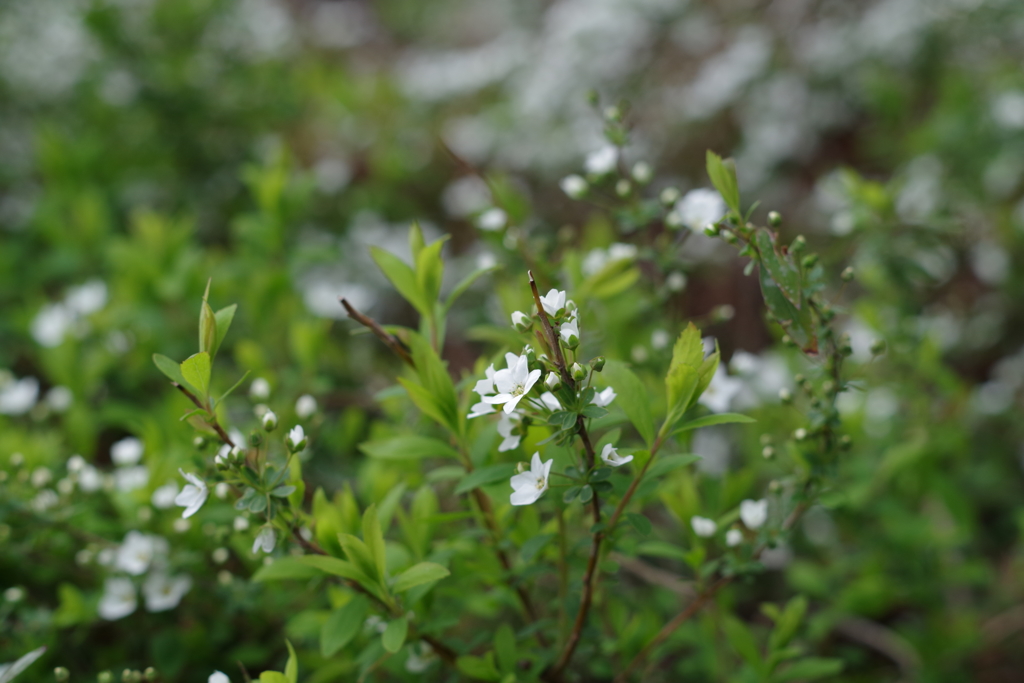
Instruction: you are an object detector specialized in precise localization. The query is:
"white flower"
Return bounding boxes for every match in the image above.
[600,444,633,467]
[698,367,744,413]
[473,364,497,397]
[114,466,149,492]
[468,401,496,419]
[46,386,73,412]
[497,414,521,452]
[405,642,435,673]
[77,465,103,492]
[31,489,59,512]
[584,145,618,176]
[739,499,768,530]
[261,410,278,431]
[233,516,250,532]
[539,391,561,411]
[560,312,579,346]
[539,289,567,317]
[690,516,717,538]
[560,175,588,199]
[115,531,167,575]
[666,271,687,292]
[253,527,276,554]
[143,573,192,612]
[111,437,144,466]
[482,354,541,415]
[592,387,616,407]
[98,577,137,620]
[726,529,743,547]
[65,279,108,315]
[632,161,653,184]
[30,467,52,488]
[674,188,727,231]
[215,482,230,499]
[67,454,86,473]
[31,304,74,348]
[510,453,553,506]
[0,376,39,415]
[287,425,307,451]
[209,672,231,683]
[476,207,507,231]
[511,311,530,329]
[249,377,271,400]
[174,470,208,519]
[295,394,318,418]
[151,482,179,509]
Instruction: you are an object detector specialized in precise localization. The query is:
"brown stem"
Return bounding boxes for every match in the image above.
[339,297,414,367]
[173,382,236,448]
[528,271,573,385]
[420,634,458,666]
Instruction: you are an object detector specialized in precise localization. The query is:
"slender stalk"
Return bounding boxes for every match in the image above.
[339,297,414,367]
[173,382,236,448]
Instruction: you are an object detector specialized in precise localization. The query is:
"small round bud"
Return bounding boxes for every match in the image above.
[703,222,721,237]
[666,271,687,292]
[793,428,808,441]
[762,446,775,459]
[631,161,653,184]
[820,306,835,322]
[665,210,684,229]
[511,311,532,332]
[286,425,308,453]
[720,229,738,244]
[801,254,819,269]
[781,334,795,347]
[839,434,853,450]
[10,453,24,468]
[712,304,735,322]
[121,669,133,683]
[143,668,157,682]
[615,179,632,197]
[261,410,278,432]
[768,480,783,494]
[869,339,886,356]
[516,461,529,474]
[54,668,70,682]
[779,388,792,404]
[560,175,588,199]
[193,436,206,449]
[590,356,606,372]
[794,374,805,384]
[760,434,774,446]
[841,266,855,282]
[571,362,587,382]
[248,431,263,447]
[767,211,782,227]
[545,372,562,391]
[659,187,680,206]
[790,235,806,253]
[603,105,622,122]
[562,333,580,350]
[98,672,113,683]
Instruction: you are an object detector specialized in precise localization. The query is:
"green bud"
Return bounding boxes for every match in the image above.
[703,223,721,237]
[193,436,206,449]
[571,362,587,382]
[615,179,632,197]
[778,388,792,404]
[261,410,278,432]
[659,187,680,206]
[767,211,782,227]
[839,434,853,450]
[781,334,795,347]
[790,235,806,253]
[143,668,157,682]
[511,311,532,332]
[761,446,775,459]
[122,669,133,683]
[759,434,773,445]
[562,333,580,350]
[54,668,70,682]
[801,254,819,269]
[793,428,808,441]
[870,339,886,356]
[720,229,738,244]
[604,105,622,122]
[249,431,263,448]
[98,672,113,683]
[590,356,606,372]
[841,266,855,282]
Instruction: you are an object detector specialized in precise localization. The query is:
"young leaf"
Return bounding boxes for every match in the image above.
[199,300,217,355]
[359,436,459,461]
[251,558,321,582]
[626,512,652,536]
[371,246,429,315]
[213,303,238,357]
[706,150,741,216]
[772,658,844,682]
[769,595,808,651]
[415,235,450,306]
[603,360,655,447]
[258,673,289,683]
[754,230,802,310]
[381,617,408,653]
[284,640,298,683]
[321,595,368,657]
[494,624,517,676]
[153,354,198,395]
[392,562,450,593]
[454,464,515,495]
[180,352,211,401]
[296,555,372,585]
[409,221,426,262]
[672,413,756,435]
[361,504,387,583]
[456,654,502,681]
[722,614,764,675]
[337,533,380,587]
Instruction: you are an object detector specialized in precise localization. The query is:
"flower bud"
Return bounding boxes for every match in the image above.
[841,266,855,282]
[720,229,738,244]
[665,210,684,229]
[511,311,532,332]
[54,668,70,682]
[793,428,808,441]
[712,305,735,322]
[615,179,632,197]
[560,175,588,199]
[778,388,792,404]
[659,187,680,205]
[790,235,806,253]
[870,339,886,356]
[516,461,529,474]
[286,425,307,453]
[571,363,587,382]
[193,436,206,449]
[562,332,579,350]
[762,446,775,459]
[603,105,622,122]
[261,410,278,432]
[839,434,853,450]
[768,211,782,227]
[545,372,562,391]
[143,668,158,682]
[801,254,819,269]
[631,161,652,184]
[98,672,113,683]
[590,356,606,372]
[249,431,263,447]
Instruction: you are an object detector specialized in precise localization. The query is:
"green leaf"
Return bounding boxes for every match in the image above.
[579,484,594,504]
[337,533,380,586]
[213,303,238,357]
[295,555,372,584]
[152,353,196,393]
[362,504,387,583]
[381,617,408,653]
[494,624,516,676]
[399,379,455,434]
[673,413,756,434]
[258,673,289,683]
[359,436,459,461]
[603,361,655,447]
[455,463,514,495]
[645,454,701,479]
[754,230,802,309]
[563,486,581,503]
[271,485,296,497]
[321,595,369,657]
[519,533,554,564]
[457,654,502,681]
[626,512,652,536]
[415,235,450,306]
[180,352,211,400]
[409,221,426,261]
[445,265,500,311]
[199,300,217,355]
[706,150,740,215]
[759,263,817,354]
[770,595,808,652]
[251,557,321,582]
[371,246,429,315]
[284,640,298,683]
[772,658,844,682]
[636,540,689,561]
[723,614,764,674]
[392,561,450,593]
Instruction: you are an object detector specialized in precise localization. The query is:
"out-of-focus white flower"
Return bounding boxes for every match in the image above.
[497,413,521,452]
[468,401,496,419]
[111,437,144,466]
[65,280,107,316]
[98,578,137,620]
[253,527,276,554]
[539,391,561,412]
[0,377,39,415]
[592,387,616,408]
[560,175,588,199]
[675,188,727,231]
[600,444,633,467]
[726,528,743,547]
[992,91,1024,130]
[115,531,167,576]
[31,304,74,348]
[539,289,567,317]
[4,587,24,602]
[482,353,541,415]
[666,271,688,292]
[31,489,59,512]
[30,467,52,488]
[476,207,508,231]
[209,672,231,683]
[405,642,435,673]
[67,455,86,473]
[233,516,250,532]
[740,499,768,529]
[249,378,271,400]
[77,465,103,493]
[143,573,192,612]
[584,145,618,176]
[175,470,208,519]
[286,425,307,452]
[45,386,73,412]
[295,394,318,418]
[114,466,149,492]
[632,161,653,184]
[651,329,671,350]
[699,367,743,413]
[215,482,230,499]
[151,482,179,510]
[510,453,553,506]
[690,516,717,537]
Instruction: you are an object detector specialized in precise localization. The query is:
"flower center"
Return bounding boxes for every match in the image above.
[535,477,545,489]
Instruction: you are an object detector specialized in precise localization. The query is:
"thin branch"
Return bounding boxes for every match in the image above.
[528,271,573,385]
[340,297,414,367]
[173,382,236,448]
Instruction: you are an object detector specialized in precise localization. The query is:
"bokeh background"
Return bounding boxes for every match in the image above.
[4,0,1024,681]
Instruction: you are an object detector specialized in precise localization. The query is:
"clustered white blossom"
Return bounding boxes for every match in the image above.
[97,531,192,620]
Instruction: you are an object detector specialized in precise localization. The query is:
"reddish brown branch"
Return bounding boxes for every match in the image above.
[340,297,414,367]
